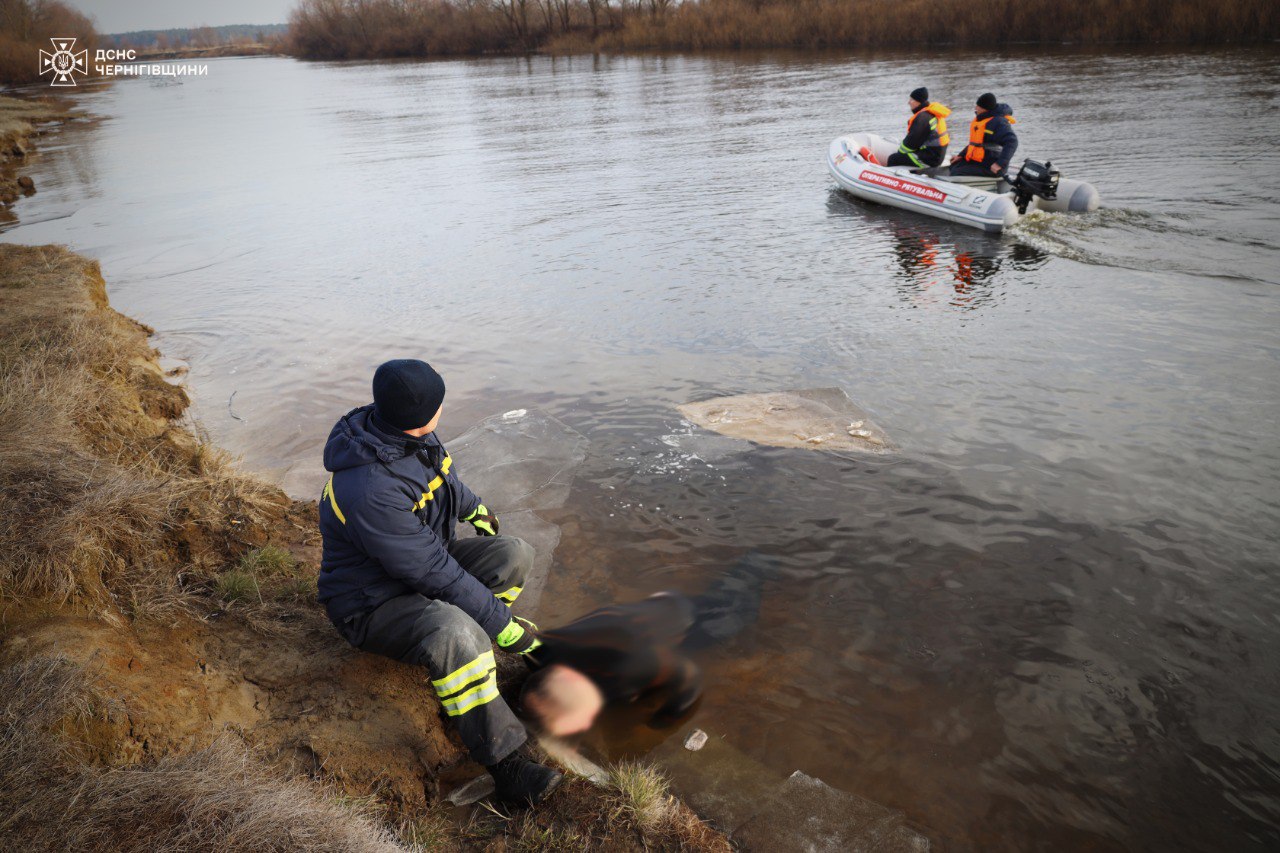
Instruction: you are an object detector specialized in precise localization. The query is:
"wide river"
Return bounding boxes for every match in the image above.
[5,49,1278,850]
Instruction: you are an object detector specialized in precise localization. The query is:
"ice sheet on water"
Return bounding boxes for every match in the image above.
[493,508,559,616]
[678,388,895,454]
[448,408,588,512]
[447,409,587,618]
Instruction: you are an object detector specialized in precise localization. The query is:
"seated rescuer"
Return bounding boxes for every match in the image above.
[318,358,563,806]
[949,92,1019,177]
[886,86,951,169]
[520,554,771,736]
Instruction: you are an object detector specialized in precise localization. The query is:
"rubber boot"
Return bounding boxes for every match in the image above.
[858,146,879,165]
[487,754,564,806]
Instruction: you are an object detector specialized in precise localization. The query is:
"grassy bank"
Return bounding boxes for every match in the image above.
[0,95,61,216]
[0,242,727,851]
[285,0,1278,59]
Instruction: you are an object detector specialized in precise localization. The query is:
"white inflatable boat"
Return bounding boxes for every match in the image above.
[827,132,1100,233]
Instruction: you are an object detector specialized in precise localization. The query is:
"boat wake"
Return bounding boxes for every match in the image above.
[1007,207,1273,282]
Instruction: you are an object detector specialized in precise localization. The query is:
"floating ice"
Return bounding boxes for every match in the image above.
[447,409,588,616]
[678,388,894,454]
[448,408,588,512]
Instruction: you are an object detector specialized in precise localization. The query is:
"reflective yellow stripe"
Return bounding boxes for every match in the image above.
[431,650,495,695]
[495,586,523,605]
[411,455,454,511]
[322,475,346,525]
[440,675,500,716]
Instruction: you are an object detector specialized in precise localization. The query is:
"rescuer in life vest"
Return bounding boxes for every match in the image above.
[884,86,951,169]
[948,92,1019,177]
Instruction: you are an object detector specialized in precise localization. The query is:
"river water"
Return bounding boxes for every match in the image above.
[4,49,1278,850]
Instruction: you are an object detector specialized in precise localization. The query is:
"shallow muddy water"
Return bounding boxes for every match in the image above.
[5,48,1279,850]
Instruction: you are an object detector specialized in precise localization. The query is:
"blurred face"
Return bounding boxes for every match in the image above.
[908,97,921,111]
[525,665,605,737]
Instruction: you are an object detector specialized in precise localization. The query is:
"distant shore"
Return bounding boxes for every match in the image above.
[129,43,279,61]
[285,0,1278,60]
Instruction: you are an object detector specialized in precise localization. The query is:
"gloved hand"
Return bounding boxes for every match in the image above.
[464,503,499,536]
[496,616,540,655]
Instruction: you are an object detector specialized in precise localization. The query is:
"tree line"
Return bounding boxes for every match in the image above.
[285,0,1279,59]
[0,0,96,85]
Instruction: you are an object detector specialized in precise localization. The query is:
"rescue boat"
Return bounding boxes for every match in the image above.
[827,132,1100,234]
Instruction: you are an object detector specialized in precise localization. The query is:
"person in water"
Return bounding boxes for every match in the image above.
[519,555,770,736]
[949,92,1019,177]
[884,86,952,169]
[317,358,562,806]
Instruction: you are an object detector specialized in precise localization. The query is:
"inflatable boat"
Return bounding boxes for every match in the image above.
[827,133,1100,233]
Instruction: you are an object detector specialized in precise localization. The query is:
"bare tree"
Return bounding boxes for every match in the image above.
[492,0,531,45]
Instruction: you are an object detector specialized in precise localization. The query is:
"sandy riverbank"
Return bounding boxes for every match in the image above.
[0,244,726,846]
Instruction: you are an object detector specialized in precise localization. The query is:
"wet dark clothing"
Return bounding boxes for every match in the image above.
[529,593,703,725]
[528,554,773,726]
[317,405,512,638]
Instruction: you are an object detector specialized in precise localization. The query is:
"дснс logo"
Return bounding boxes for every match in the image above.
[39,38,88,87]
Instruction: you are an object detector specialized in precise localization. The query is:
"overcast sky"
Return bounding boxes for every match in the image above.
[70,0,293,34]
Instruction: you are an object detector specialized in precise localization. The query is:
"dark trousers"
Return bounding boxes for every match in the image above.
[948,158,998,177]
[335,535,534,765]
[887,147,944,169]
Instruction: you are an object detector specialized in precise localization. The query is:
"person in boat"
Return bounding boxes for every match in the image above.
[885,86,951,169]
[519,554,770,737]
[318,358,563,806]
[949,92,1019,177]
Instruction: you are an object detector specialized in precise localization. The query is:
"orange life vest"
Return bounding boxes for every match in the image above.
[906,102,951,150]
[964,112,1017,162]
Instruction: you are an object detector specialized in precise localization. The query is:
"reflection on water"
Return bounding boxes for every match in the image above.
[827,189,1051,309]
[3,48,1279,851]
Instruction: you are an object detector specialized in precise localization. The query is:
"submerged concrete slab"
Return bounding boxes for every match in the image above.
[650,728,930,851]
[649,727,790,834]
[733,771,930,853]
[678,389,895,454]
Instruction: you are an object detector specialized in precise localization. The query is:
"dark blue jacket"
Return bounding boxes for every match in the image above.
[977,104,1019,172]
[317,405,509,638]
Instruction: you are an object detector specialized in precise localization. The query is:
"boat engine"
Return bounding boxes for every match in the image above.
[1010,159,1060,214]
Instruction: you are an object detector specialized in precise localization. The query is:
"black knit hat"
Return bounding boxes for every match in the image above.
[977,92,998,111]
[372,359,445,431]
[910,87,929,103]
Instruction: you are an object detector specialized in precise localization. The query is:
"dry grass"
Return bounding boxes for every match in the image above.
[609,760,676,832]
[0,244,289,619]
[0,96,56,145]
[475,769,729,852]
[285,0,1277,59]
[602,0,1279,50]
[0,657,407,852]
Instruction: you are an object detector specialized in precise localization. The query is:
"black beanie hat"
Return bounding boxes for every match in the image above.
[910,87,929,103]
[977,92,998,111]
[372,359,445,431]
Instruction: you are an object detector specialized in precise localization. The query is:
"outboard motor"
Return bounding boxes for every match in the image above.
[1010,159,1060,214]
